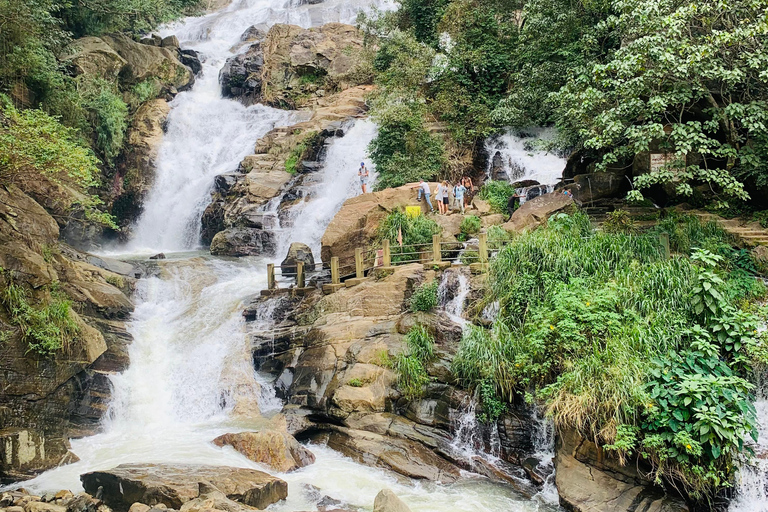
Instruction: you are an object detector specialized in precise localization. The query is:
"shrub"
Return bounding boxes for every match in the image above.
[479,181,516,215]
[378,209,441,263]
[0,95,116,228]
[460,215,481,235]
[409,280,438,312]
[285,131,319,174]
[394,325,435,398]
[348,378,364,387]
[79,77,128,163]
[487,225,511,249]
[1,280,80,356]
[603,209,637,234]
[460,250,479,265]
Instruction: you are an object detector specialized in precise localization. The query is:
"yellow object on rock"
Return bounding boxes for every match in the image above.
[405,206,422,218]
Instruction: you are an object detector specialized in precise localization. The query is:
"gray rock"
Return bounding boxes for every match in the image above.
[178,49,202,75]
[160,35,179,48]
[210,227,275,257]
[280,242,315,276]
[219,43,264,103]
[85,255,136,277]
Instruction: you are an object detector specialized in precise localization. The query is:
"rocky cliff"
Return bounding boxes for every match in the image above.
[0,185,136,483]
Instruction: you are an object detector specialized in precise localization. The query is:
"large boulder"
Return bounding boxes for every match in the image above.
[210,227,275,257]
[80,464,287,511]
[261,23,368,107]
[373,490,412,512]
[280,242,315,275]
[114,99,170,225]
[324,426,461,483]
[220,41,265,104]
[61,37,127,81]
[502,192,575,233]
[100,34,194,90]
[568,171,629,203]
[179,482,257,512]
[555,428,688,512]
[212,430,315,472]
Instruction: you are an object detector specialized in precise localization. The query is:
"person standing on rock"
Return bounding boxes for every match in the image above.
[359,162,370,193]
[412,179,434,213]
[436,181,450,215]
[462,176,475,209]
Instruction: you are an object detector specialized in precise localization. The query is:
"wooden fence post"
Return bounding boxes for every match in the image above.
[432,234,441,263]
[355,248,364,279]
[331,257,340,285]
[478,232,488,264]
[383,239,391,267]
[267,263,275,290]
[296,261,305,288]
[659,233,670,259]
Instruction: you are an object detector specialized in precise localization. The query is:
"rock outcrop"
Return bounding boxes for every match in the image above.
[212,430,315,472]
[202,86,372,255]
[80,464,288,512]
[0,185,134,482]
[502,192,575,233]
[373,490,412,512]
[280,242,315,275]
[555,428,688,512]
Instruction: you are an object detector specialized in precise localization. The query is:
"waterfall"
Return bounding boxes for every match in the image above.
[730,366,768,512]
[485,128,566,205]
[438,268,471,327]
[126,0,390,254]
[530,410,559,506]
[275,119,378,260]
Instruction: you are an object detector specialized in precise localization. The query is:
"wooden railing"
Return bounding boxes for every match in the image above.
[262,233,499,296]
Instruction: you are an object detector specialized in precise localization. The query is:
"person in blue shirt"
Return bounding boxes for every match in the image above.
[453,181,466,214]
[358,162,370,193]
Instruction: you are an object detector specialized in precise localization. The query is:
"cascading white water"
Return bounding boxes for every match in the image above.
[729,366,768,512]
[485,128,566,205]
[127,0,391,254]
[438,268,471,327]
[275,119,378,260]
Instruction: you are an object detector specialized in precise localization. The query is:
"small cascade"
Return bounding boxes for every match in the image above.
[274,119,378,260]
[729,366,768,512]
[485,128,566,204]
[530,410,559,506]
[438,268,471,326]
[449,396,501,462]
[482,301,500,324]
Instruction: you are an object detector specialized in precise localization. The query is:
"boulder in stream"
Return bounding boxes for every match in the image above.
[280,242,315,276]
[373,490,411,512]
[212,430,315,472]
[80,464,287,511]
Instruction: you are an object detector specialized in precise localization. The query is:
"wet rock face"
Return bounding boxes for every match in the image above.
[554,428,689,512]
[502,192,575,233]
[220,42,265,104]
[80,464,288,512]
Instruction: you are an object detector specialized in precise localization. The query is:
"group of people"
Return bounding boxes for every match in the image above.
[413,177,474,214]
[358,163,477,215]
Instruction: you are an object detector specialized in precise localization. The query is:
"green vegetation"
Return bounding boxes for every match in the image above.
[1,279,80,356]
[478,181,516,215]
[361,0,766,208]
[395,325,436,398]
[377,209,442,263]
[486,225,511,249]
[348,378,364,387]
[460,250,479,265]
[285,131,320,175]
[409,280,439,312]
[602,209,637,235]
[452,212,767,501]
[0,96,116,227]
[460,215,481,236]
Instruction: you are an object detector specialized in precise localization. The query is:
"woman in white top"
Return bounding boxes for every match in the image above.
[435,181,450,214]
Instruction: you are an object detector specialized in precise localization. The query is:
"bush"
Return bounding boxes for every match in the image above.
[378,209,442,263]
[0,95,116,228]
[285,131,319,174]
[603,209,637,234]
[479,181,516,214]
[409,280,439,312]
[79,78,128,163]
[452,212,767,499]
[460,250,479,265]
[394,325,435,398]
[487,225,511,249]
[1,280,80,356]
[460,215,481,235]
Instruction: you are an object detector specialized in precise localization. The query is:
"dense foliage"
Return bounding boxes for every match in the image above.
[395,325,436,398]
[409,280,439,312]
[452,212,767,500]
[377,209,442,263]
[363,0,767,206]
